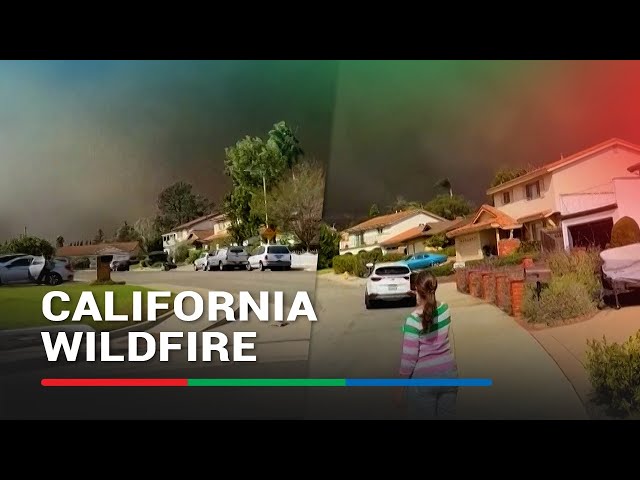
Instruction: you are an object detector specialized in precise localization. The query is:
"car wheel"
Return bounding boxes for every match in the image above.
[259,261,265,272]
[365,291,373,310]
[194,263,198,271]
[246,263,253,271]
[48,273,63,286]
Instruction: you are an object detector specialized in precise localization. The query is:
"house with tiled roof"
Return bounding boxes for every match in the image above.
[340,209,447,255]
[380,217,469,255]
[56,241,142,269]
[162,213,231,255]
[448,138,640,264]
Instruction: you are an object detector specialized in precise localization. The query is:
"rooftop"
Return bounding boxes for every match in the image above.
[447,205,520,238]
[345,209,446,233]
[56,241,140,257]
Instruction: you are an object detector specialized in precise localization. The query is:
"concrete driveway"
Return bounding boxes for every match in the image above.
[307,274,587,419]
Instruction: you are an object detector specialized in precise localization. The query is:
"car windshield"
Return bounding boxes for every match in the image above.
[267,246,289,254]
[229,247,245,253]
[0,254,27,263]
[375,266,410,276]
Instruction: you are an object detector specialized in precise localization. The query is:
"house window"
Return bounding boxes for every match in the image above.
[525,181,541,200]
[502,191,511,204]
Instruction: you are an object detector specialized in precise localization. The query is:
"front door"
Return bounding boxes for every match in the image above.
[4,256,33,283]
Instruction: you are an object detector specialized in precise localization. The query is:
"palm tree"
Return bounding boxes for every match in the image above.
[435,178,453,198]
[268,121,304,179]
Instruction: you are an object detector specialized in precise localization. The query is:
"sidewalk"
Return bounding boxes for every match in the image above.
[530,304,640,419]
[438,283,588,419]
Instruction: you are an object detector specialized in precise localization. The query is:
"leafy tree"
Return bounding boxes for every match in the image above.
[369,203,380,218]
[426,233,449,249]
[4,236,55,257]
[251,161,325,251]
[435,178,453,198]
[55,236,64,248]
[318,223,340,269]
[155,182,213,233]
[93,229,104,244]
[387,195,423,213]
[115,221,140,243]
[490,166,529,188]
[223,134,288,243]
[423,194,473,220]
[134,217,163,253]
[267,121,304,174]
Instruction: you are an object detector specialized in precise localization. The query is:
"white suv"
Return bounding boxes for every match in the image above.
[207,247,249,271]
[247,245,292,271]
[364,261,415,309]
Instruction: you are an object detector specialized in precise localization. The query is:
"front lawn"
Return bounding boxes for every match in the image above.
[0,284,174,331]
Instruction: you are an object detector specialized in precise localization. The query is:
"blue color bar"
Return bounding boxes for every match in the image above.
[345,378,492,387]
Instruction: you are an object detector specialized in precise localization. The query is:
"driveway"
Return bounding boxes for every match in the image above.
[307,275,587,419]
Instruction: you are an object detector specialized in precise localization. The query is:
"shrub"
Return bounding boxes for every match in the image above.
[467,250,538,268]
[586,331,640,416]
[359,248,384,265]
[521,275,596,324]
[318,224,340,269]
[140,259,149,268]
[517,240,541,254]
[186,249,203,265]
[3,235,55,257]
[173,244,190,263]
[546,249,601,300]
[442,245,456,258]
[332,254,368,277]
[71,256,90,270]
[610,216,640,248]
[427,262,454,277]
[426,233,447,249]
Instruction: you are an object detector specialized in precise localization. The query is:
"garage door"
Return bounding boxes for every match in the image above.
[568,217,614,249]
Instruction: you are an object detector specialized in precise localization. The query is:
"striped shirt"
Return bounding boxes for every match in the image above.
[399,302,457,378]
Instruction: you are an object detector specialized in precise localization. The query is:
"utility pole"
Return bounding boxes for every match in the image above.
[23,226,27,237]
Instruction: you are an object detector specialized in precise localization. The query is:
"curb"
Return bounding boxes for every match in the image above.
[108,308,175,339]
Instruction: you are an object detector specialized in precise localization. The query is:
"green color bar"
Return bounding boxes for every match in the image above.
[187,378,346,387]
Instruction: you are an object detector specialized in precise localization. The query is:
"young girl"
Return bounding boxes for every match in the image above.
[398,271,458,419]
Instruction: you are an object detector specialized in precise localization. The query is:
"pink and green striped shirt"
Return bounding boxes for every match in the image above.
[399,302,457,378]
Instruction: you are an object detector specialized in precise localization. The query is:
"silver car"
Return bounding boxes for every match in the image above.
[193,251,214,271]
[0,255,74,286]
[247,245,292,271]
[207,247,249,271]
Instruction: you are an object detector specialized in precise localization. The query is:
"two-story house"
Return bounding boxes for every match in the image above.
[162,213,231,254]
[448,138,640,264]
[339,209,446,255]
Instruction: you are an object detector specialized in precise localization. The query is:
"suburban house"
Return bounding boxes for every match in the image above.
[380,217,468,255]
[162,213,231,254]
[448,138,640,264]
[56,241,142,269]
[340,209,447,255]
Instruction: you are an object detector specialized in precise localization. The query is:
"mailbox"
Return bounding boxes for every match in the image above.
[96,255,113,282]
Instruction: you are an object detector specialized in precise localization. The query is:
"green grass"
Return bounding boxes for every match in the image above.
[317,268,333,275]
[0,284,174,331]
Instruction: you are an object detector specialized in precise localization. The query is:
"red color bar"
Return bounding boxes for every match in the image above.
[41,378,188,387]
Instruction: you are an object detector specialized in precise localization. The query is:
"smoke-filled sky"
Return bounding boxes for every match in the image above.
[0,60,338,242]
[323,60,640,225]
[5,61,640,241]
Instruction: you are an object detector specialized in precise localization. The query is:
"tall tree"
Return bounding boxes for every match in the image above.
[387,195,423,213]
[223,135,288,243]
[134,217,163,253]
[423,194,473,220]
[115,221,140,243]
[155,182,213,233]
[93,228,104,244]
[369,203,380,218]
[318,223,340,269]
[251,161,325,251]
[435,178,453,198]
[55,236,64,248]
[267,121,304,178]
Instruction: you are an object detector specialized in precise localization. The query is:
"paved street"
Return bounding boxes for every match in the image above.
[307,275,588,419]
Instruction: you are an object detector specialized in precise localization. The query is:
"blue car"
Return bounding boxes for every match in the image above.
[403,252,448,271]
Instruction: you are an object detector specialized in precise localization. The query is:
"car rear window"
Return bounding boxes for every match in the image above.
[375,266,410,276]
[230,247,245,253]
[267,246,290,254]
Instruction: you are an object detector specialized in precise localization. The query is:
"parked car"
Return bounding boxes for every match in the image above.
[247,245,292,271]
[403,252,448,271]
[142,251,177,271]
[194,251,214,271]
[0,255,74,286]
[208,247,249,271]
[110,255,131,271]
[364,261,415,309]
